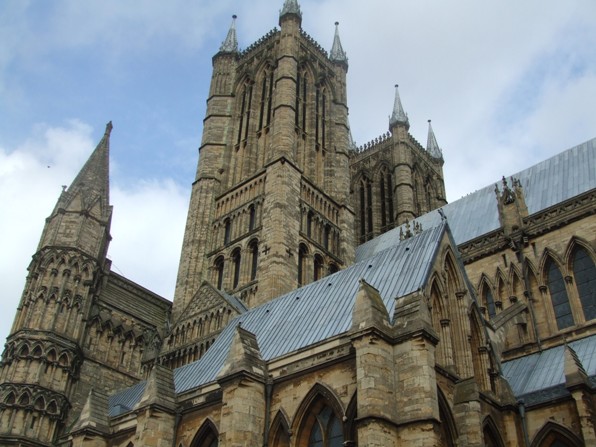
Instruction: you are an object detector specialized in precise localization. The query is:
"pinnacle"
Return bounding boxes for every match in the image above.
[219,15,239,53]
[330,21,348,64]
[389,84,409,129]
[280,0,302,22]
[426,120,443,159]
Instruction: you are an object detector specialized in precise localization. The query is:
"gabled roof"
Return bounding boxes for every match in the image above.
[356,137,596,261]
[109,223,450,414]
[173,223,447,394]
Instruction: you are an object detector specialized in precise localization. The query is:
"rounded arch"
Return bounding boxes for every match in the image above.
[292,383,345,447]
[530,421,584,447]
[483,416,505,447]
[191,418,219,447]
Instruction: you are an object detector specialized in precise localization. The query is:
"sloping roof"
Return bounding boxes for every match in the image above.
[108,381,146,417]
[356,138,596,261]
[108,223,447,413]
[173,223,446,397]
[501,334,596,405]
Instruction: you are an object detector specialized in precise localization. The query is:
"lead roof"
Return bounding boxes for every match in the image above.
[356,138,596,262]
[108,138,596,417]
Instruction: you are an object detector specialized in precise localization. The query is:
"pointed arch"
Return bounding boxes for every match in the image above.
[4,391,16,405]
[47,400,58,414]
[231,247,241,289]
[509,264,524,301]
[569,243,596,322]
[293,383,345,447]
[437,387,457,447]
[483,416,505,447]
[544,255,573,330]
[191,418,219,447]
[298,243,309,287]
[34,396,46,411]
[269,409,291,447]
[478,275,497,319]
[530,421,584,447]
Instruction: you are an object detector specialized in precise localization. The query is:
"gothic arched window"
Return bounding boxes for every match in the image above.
[224,219,231,245]
[546,259,573,330]
[314,254,324,282]
[307,405,343,447]
[191,420,219,447]
[249,240,259,281]
[482,284,497,319]
[215,256,225,290]
[248,205,256,231]
[231,249,241,289]
[298,244,308,287]
[572,246,596,322]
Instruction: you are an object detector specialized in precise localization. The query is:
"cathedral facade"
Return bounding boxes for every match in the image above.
[1,1,595,446]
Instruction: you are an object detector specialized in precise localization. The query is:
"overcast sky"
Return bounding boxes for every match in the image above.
[1,0,595,344]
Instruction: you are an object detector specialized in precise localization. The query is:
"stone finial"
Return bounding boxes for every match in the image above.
[330,22,348,65]
[136,364,176,412]
[280,0,302,22]
[219,15,239,53]
[389,84,409,130]
[426,120,443,159]
[351,279,390,332]
[72,388,110,433]
[218,325,266,380]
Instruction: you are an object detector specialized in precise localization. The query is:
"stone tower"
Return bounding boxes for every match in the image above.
[172,0,355,320]
[350,86,447,243]
[0,124,114,443]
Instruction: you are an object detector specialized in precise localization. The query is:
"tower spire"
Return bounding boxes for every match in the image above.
[389,84,409,130]
[280,0,302,24]
[330,22,348,65]
[426,120,443,159]
[219,15,239,53]
[57,121,111,218]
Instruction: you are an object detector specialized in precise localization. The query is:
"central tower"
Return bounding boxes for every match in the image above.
[172,0,355,321]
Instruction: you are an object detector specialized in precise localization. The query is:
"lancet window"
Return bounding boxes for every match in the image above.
[296,69,308,130]
[546,258,573,330]
[358,176,374,243]
[572,246,596,321]
[258,69,274,131]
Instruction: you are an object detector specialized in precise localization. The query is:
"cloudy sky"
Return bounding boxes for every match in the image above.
[1,0,595,344]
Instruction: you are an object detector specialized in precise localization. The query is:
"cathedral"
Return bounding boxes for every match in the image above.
[1,1,595,446]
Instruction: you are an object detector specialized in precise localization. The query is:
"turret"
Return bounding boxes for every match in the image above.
[0,123,113,445]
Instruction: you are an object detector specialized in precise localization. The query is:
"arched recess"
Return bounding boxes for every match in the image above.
[482,416,505,447]
[544,255,573,330]
[530,421,584,447]
[191,419,219,447]
[437,387,457,447]
[293,383,346,447]
[269,409,291,447]
[298,243,309,287]
[478,276,496,319]
[568,242,596,322]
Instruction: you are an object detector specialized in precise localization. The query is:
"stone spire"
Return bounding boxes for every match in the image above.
[426,120,443,159]
[330,22,348,65]
[389,84,409,130]
[219,15,239,53]
[280,0,302,23]
[56,121,111,218]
